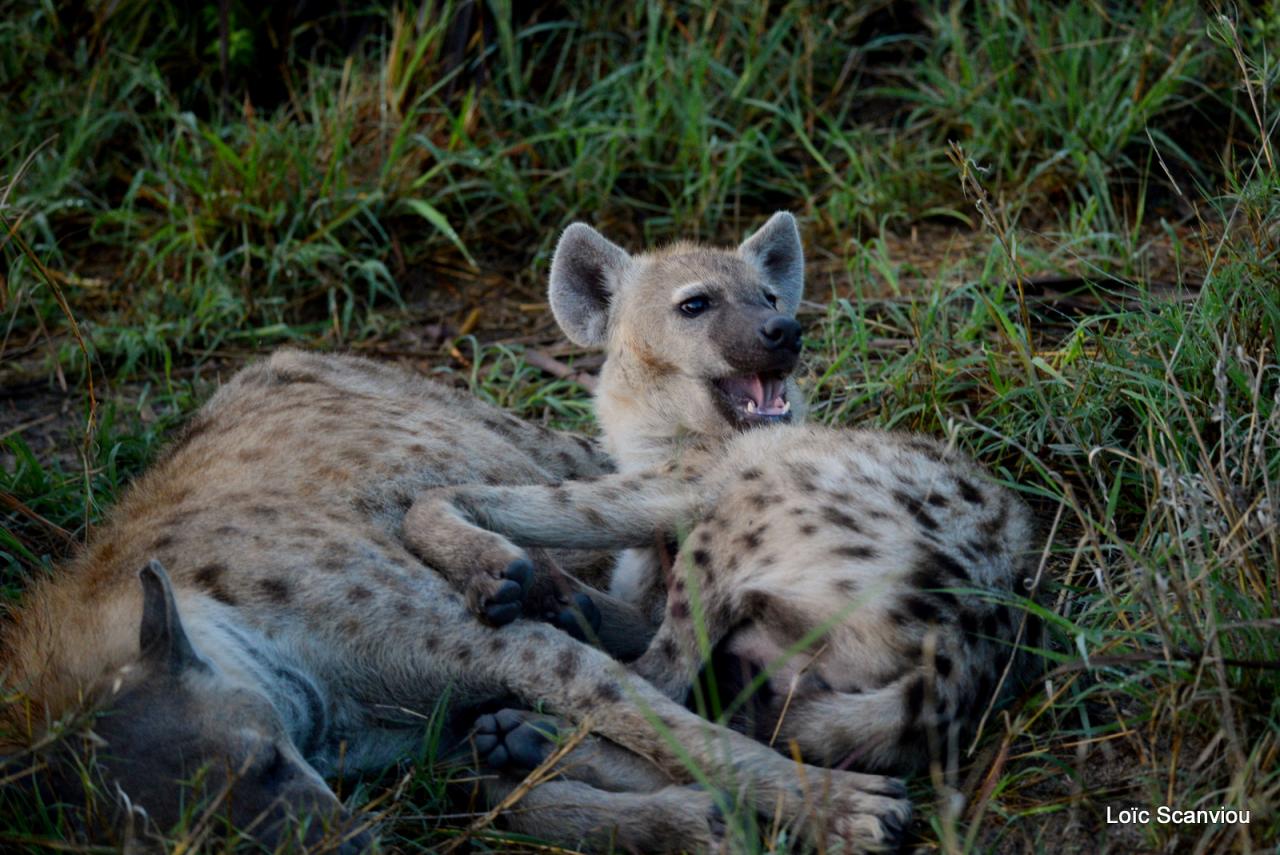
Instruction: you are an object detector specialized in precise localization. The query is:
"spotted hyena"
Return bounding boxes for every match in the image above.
[407,213,1042,775]
[0,264,909,849]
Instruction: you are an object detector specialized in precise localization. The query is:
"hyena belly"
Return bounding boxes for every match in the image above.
[645,426,1040,772]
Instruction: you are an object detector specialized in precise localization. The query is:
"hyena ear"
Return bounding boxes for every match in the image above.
[739,211,804,313]
[137,560,204,675]
[549,223,632,348]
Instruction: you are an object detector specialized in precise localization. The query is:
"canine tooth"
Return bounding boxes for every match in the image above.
[745,400,757,413]
[781,401,791,414]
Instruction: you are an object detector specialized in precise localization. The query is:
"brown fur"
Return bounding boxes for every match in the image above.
[1,348,909,851]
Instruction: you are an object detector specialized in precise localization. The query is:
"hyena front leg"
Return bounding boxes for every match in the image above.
[417,616,912,850]
[629,521,744,699]
[402,467,703,625]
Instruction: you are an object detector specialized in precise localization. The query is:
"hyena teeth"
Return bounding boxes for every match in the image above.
[745,400,758,414]
[781,401,791,414]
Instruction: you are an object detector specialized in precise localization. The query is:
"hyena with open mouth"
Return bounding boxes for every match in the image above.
[409,212,1043,777]
[0,217,910,853]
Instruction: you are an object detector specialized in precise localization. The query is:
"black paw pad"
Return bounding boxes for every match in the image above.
[502,559,534,595]
[483,578,524,625]
[473,709,559,771]
[554,593,602,641]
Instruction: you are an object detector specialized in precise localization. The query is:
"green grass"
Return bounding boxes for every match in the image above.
[3,0,1279,852]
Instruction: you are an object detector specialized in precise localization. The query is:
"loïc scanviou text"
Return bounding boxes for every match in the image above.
[1106,806,1250,825]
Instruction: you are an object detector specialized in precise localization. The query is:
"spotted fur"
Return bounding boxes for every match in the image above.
[410,214,1041,774]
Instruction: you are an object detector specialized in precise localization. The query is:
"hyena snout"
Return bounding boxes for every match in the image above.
[758,315,802,353]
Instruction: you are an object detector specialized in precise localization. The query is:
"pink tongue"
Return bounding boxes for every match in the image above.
[759,378,787,415]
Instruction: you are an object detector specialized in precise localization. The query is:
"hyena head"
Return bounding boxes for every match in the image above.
[53,562,365,851]
[549,212,806,464]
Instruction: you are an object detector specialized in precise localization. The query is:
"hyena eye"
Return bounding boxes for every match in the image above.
[764,292,778,309]
[679,296,710,317]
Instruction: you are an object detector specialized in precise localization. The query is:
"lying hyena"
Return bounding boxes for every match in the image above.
[0,268,909,849]
[407,212,1041,775]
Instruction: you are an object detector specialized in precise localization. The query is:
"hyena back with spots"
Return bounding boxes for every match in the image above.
[409,212,1042,774]
[1,262,909,848]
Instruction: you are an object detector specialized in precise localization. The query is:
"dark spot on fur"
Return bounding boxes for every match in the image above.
[903,595,940,623]
[741,467,762,481]
[152,534,176,551]
[488,637,507,653]
[258,578,291,603]
[959,610,980,638]
[926,493,949,508]
[933,653,953,678]
[193,563,237,606]
[821,506,863,533]
[670,599,690,620]
[958,479,984,505]
[919,546,971,583]
[659,638,678,662]
[836,578,859,596]
[348,585,372,602]
[692,549,710,567]
[249,505,280,521]
[395,602,413,617]
[554,649,579,680]
[596,681,622,703]
[894,490,939,531]
[907,438,944,461]
[583,507,607,528]
[800,523,817,535]
[521,648,536,663]
[833,544,878,560]
[748,493,770,510]
[743,592,810,642]
[982,610,1000,638]
[740,531,761,550]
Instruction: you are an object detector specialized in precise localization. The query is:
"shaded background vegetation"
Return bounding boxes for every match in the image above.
[2,1,1277,852]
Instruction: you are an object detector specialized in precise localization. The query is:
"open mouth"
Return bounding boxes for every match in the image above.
[712,373,792,426]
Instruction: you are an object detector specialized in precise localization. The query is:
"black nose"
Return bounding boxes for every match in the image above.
[758,315,802,352]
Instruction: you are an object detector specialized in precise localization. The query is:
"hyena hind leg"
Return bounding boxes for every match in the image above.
[473,708,724,853]
[480,777,724,853]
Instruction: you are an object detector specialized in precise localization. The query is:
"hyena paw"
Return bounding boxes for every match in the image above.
[539,592,602,642]
[468,558,534,626]
[472,708,561,771]
[687,783,730,841]
[821,775,912,851]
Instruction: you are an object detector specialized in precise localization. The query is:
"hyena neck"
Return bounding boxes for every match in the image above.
[189,606,329,756]
[595,366,734,473]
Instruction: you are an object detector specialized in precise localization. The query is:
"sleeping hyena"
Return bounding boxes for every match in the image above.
[407,213,1042,775]
[0,269,910,849]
